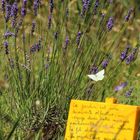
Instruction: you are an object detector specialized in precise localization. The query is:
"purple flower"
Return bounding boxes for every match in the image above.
[30,40,41,53]
[120,45,130,61]
[21,7,26,17]
[81,0,90,16]
[65,36,69,47]
[4,40,8,47]
[114,82,127,92]
[93,0,99,15]
[3,41,9,55]
[125,53,134,64]
[102,59,109,69]
[50,0,54,14]
[23,0,27,7]
[125,87,133,97]
[76,31,82,45]
[90,66,98,74]
[5,3,11,22]
[125,8,133,22]
[48,14,52,29]
[63,36,69,51]
[15,18,23,36]
[125,47,138,64]
[34,0,40,16]
[11,2,18,27]
[1,0,5,13]
[107,17,114,31]
[11,2,18,17]
[31,21,36,35]
[4,31,15,38]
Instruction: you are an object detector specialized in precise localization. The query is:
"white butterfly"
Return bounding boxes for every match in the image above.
[88,69,105,81]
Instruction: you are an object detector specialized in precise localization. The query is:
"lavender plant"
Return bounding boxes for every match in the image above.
[0,0,139,139]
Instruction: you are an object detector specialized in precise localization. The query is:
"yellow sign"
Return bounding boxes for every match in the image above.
[65,98,140,140]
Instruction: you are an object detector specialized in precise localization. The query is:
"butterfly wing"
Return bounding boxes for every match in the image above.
[95,69,105,81]
[87,75,98,81]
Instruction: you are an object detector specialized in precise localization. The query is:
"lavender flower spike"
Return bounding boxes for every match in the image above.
[63,36,69,51]
[114,82,127,92]
[102,59,109,69]
[33,0,39,16]
[107,17,114,31]
[90,66,98,74]
[125,47,138,64]
[120,45,130,61]
[23,0,27,7]
[1,0,5,13]
[4,41,9,55]
[93,0,99,15]
[48,14,52,29]
[76,31,82,45]
[5,3,11,22]
[11,2,18,17]
[125,87,133,97]
[11,2,18,27]
[81,0,90,16]
[21,7,26,17]
[4,31,15,38]
[31,21,36,35]
[125,8,133,22]
[50,0,54,14]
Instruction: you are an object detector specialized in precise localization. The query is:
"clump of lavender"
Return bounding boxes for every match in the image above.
[81,0,90,17]
[5,3,11,22]
[125,87,133,97]
[1,0,5,13]
[31,21,36,35]
[93,0,99,15]
[125,47,138,64]
[120,45,130,61]
[114,82,127,92]
[107,17,114,31]
[3,41,9,55]
[76,31,82,46]
[125,8,133,22]
[102,59,109,69]
[11,2,18,28]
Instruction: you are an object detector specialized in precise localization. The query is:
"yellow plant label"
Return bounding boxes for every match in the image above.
[65,98,140,140]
